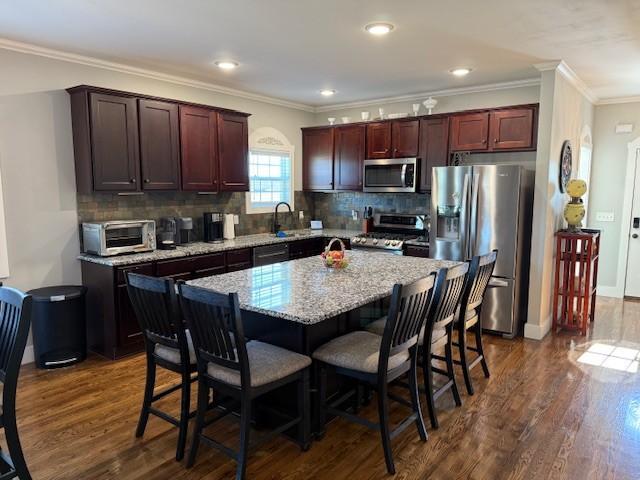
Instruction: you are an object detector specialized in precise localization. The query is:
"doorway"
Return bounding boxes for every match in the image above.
[624,147,640,298]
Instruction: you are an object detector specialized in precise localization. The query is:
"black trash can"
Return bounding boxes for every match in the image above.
[27,285,87,369]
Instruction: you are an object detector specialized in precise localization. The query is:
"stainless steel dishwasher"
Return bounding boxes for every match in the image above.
[252,243,290,267]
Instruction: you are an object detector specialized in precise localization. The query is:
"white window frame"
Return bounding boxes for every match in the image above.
[246,127,295,214]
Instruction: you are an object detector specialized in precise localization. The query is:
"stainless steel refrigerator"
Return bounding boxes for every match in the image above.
[430,164,534,337]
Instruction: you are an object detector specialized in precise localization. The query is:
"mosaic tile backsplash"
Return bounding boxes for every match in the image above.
[77,191,315,239]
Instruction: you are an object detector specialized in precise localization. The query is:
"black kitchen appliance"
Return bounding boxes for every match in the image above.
[158,217,177,249]
[203,212,224,243]
[176,217,194,245]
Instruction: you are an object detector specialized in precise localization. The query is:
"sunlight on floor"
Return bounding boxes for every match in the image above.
[576,343,640,373]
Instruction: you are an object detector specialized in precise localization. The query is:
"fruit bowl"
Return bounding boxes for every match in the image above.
[321,238,349,270]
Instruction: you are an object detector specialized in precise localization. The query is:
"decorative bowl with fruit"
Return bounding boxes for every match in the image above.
[321,238,349,270]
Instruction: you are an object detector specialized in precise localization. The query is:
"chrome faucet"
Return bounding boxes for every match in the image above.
[272,202,293,234]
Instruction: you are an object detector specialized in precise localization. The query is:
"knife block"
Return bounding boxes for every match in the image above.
[362,218,373,233]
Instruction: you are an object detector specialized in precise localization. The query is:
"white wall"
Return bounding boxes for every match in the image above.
[589,102,640,294]
[525,69,595,340]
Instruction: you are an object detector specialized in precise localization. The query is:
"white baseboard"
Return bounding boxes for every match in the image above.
[21,344,34,365]
[524,314,552,340]
[596,284,624,298]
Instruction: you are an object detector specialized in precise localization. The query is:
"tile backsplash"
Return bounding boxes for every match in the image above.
[77,191,314,239]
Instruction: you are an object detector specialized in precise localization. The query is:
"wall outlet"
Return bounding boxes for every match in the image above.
[595,211,615,222]
[233,215,239,225]
[351,209,359,220]
[299,210,304,220]
[615,123,634,134]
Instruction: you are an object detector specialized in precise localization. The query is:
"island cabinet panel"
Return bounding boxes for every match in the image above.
[334,125,365,191]
[450,112,490,151]
[180,105,219,192]
[289,238,325,260]
[218,113,249,192]
[391,119,420,157]
[89,93,141,191]
[366,122,392,159]
[138,99,180,190]
[303,127,334,191]
[418,116,449,192]
[489,108,535,150]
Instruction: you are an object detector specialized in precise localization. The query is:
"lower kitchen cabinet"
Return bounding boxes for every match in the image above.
[289,238,325,259]
[404,244,430,258]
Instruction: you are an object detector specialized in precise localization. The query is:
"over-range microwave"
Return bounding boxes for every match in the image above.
[82,220,156,256]
[363,158,417,193]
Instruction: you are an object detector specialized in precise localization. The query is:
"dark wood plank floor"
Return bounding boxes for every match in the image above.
[9,296,640,479]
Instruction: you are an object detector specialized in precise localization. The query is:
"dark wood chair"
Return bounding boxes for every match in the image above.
[421,263,469,429]
[125,273,196,461]
[313,274,436,475]
[177,282,312,480]
[452,250,497,395]
[0,286,33,480]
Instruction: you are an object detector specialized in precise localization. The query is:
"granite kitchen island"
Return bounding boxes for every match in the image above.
[188,250,459,434]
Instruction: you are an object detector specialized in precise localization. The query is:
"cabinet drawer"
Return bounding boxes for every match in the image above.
[192,253,226,271]
[116,263,154,285]
[227,262,251,273]
[192,265,226,279]
[156,257,194,277]
[226,248,251,265]
[404,245,430,258]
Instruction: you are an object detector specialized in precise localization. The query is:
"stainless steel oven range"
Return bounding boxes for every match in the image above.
[350,213,428,254]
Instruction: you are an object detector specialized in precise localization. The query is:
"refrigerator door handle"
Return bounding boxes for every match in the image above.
[468,172,480,260]
[461,173,471,259]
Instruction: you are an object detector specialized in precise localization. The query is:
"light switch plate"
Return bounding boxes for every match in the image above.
[351,209,358,220]
[233,215,239,225]
[615,123,634,134]
[299,210,304,220]
[596,211,615,222]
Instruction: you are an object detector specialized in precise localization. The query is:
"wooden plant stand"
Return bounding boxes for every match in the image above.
[552,229,600,335]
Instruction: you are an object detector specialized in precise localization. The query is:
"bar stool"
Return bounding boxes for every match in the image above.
[313,274,435,475]
[178,283,312,480]
[126,273,196,461]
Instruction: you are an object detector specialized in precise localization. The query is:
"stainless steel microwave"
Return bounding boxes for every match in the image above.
[82,220,156,256]
[363,158,417,193]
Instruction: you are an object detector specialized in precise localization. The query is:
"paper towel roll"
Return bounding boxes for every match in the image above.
[223,214,235,240]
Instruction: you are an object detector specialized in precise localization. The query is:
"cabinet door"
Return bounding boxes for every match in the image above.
[89,93,140,191]
[116,285,143,348]
[450,112,489,151]
[418,117,449,192]
[303,128,334,191]
[334,125,365,190]
[366,122,392,159]
[138,99,180,190]
[218,113,249,191]
[489,108,535,150]
[404,245,430,258]
[180,105,218,192]
[392,119,419,157]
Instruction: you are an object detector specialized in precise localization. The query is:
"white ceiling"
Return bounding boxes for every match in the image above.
[1,0,639,107]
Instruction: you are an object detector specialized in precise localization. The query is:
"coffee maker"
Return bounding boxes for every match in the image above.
[176,217,194,245]
[203,212,224,243]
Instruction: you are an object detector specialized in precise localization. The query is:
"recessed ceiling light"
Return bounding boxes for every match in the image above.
[320,89,336,97]
[365,23,394,35]
[215,61,239,70]
[450,68,472,77]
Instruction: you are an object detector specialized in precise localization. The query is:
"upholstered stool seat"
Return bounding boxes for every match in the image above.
[154,330,197,364]
[365,317,448,346]
[207,340,311,387]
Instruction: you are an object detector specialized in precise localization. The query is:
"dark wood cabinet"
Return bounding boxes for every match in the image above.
[218,113,249,191]
[489,108,535,150]
[404,244,430,258]
[89,93,141,191]
[418,117,449,192]
[116,285,143,348]
[391,119,420,157]
[289,238,325,260]
[180,105,218,192]
[450,112,490,151]
[303,128,334,191]
[334,125,365,190]
[138,99,180,190]
[366,122,392,159]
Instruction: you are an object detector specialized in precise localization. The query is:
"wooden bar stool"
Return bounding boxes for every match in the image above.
[0,286,33,480]
[178,283,312,480]
[313,274,435,474]
[126,273,197,461]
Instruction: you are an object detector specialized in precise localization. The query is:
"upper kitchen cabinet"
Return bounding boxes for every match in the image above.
[418,116,449,192]
[450,112,490,151]
[217,112,249,192]
[69,88,141,193]
[366,122,392,159]
[303,127,334,191]
[138,99,180,190]
[334,125,365,190]
[489,107,536,150]
[391,119,420,157]
[179,105,219,192]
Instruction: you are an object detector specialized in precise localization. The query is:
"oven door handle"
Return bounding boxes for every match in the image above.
[105,222,144,230]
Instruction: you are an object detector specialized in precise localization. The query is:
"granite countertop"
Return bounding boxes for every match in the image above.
[187,250,459,325]
[77,229,362,266]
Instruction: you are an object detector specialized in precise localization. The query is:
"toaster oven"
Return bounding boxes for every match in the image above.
[82,220,156,256]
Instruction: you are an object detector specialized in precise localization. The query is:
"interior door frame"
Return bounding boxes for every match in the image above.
[618,136,640,297]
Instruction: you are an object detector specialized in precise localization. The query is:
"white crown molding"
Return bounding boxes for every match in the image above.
[534,60,599,104]
[315,78,541,113]
[596,95,640,106]
[0,37,316,113]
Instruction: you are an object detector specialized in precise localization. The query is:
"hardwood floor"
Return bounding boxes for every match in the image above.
[10,296,640,479]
